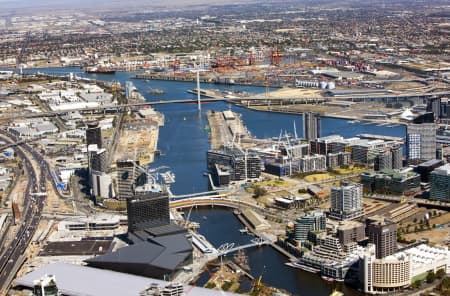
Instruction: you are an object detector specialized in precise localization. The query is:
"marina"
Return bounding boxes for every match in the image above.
[17,67,405,295]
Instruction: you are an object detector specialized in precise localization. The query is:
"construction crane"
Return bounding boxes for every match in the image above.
[248,52,255,66]
[173,57,180,71]
[270,45,283,66]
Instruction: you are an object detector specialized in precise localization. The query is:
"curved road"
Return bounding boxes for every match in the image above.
[0,132,47,293]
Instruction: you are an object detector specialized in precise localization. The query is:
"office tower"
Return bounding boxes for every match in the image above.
[86,121,102,149]
[430,163,450,202]
[329,183,364,220]
[303,112,321,141]
[117,159,138,200]
[436,144,443,160]
[407,123,436,163]
[126,192,170,232]
[88,145,108,173]
[293,210,326,242]
[88,145,110,199]
[367,217,398,259]
[374,150,392,171]
[427,97,441,119]
[391,145,403,169]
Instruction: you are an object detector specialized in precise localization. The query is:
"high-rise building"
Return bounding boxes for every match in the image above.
[427,97,441,119]
[366,216,397,259]
[407,123,436,163]
[374,150,392,171]
[127,192,170,232]
[391,145,403,169]
[86,121,102,149]
[293,210,326,242]
[117,159,139,200]
[303,112,321,141]
[92,172,112,199]
[88,144,107,173]
[329,183,364,220]
[430,163,450,202]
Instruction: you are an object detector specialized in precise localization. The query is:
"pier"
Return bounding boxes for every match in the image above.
[234,211,298,261]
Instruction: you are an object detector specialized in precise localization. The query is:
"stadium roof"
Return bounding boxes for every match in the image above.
[14,263,238,296]
[86,234,192,272]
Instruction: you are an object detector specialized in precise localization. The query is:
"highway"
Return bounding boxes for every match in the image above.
[1,89,449,121]
[0,132,47,293]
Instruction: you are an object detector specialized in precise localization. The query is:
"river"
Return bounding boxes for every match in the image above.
[21,67,405,295]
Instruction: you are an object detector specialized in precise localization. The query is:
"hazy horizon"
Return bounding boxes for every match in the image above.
[0,0,448,15]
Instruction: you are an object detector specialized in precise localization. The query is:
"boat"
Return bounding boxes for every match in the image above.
[147,89,166,95]
[84,66,116,74]
[321,275,335,283]
[234,249,250,271]
[285,262,320,273]
[239,228,248,234]
[160,171,175,184]
[202,216,207,220]
[148,66,165,73]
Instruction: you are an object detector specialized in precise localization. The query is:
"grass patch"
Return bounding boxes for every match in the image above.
[205,282,216,289]
[304,173,334,183]
[411,272,428,283]
[221,281,233,291]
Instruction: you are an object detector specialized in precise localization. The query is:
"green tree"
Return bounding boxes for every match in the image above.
[436,268,446,279]
[252,185,267,198]
[426,271,436,283]
[412,279,422,289]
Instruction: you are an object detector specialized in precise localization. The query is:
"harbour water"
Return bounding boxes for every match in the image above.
[187,208,362,296]
[20,67,405,295]
[21,67,406,194]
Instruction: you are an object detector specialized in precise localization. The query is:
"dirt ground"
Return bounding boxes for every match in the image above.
[404,228,450,245]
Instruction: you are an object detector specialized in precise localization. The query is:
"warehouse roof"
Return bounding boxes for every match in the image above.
[14,263,238,296]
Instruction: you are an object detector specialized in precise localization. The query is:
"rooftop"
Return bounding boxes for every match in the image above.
[13,263,239,296]
[432,164,450,176]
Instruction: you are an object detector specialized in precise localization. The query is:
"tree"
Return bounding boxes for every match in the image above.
[252,185,267,198]
[426,271,436,284]
[437,268,446,279]
[412,279,422,289]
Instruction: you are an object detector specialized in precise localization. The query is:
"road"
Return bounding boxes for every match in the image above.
[2,88,449,121]
[0,132,47,293]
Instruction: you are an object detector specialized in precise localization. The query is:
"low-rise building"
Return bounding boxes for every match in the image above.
[337,220,366,245]
[360,169,420,195]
